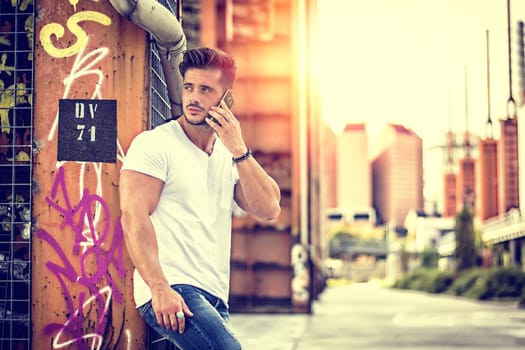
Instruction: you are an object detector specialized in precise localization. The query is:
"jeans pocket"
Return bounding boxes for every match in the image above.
[138,301,152,318]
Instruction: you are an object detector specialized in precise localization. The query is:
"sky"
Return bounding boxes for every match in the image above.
[316,0,525,209]
[316,0,525,147]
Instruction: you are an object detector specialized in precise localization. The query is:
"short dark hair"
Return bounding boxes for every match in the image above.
[179,47,237,88]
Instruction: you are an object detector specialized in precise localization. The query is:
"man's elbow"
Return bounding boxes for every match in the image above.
[258,201,281,223]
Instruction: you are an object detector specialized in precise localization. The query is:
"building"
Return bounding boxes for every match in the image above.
[441,129,458,217]
[336,123,371,211]
[443,172,457,217]
[477,137,499,220]
[320,120,337,210]
[481,116,523,269]
[479,15,524,271]
[319,120,337,259]
[439,130,482,218]
[404,210,455,253]
[456,157,476,213]
[223,0,323,313]
[371,124,423,226]
[498,117,520,213]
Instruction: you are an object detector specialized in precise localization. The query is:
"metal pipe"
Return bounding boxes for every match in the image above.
[486,29,493,139]
[506,0,516,119]
[109,0,186,117]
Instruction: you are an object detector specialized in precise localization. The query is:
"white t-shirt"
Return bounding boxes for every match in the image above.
[121,120,239,307]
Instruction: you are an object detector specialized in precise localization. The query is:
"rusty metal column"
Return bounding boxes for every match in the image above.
[33,0,149,348]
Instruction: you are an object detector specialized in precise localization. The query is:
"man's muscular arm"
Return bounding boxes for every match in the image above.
[233,157,281,222]
[207,103,281,222]
[119,170,193,332]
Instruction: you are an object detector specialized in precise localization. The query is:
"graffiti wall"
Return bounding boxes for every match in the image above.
[0,0,34,348]
[33,0,149,348]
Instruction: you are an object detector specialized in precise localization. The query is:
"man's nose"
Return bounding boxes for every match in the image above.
[188,90,201,104]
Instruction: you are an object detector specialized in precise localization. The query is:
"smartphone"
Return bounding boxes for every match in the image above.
[208,89,234,126]
[219,89,234,109]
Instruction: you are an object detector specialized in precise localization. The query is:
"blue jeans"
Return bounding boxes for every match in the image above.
[138,284,243,350]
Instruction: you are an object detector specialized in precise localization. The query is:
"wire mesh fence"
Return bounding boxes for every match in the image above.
[0,0,34,348]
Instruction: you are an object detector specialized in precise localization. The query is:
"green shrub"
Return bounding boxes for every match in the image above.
[391,271,411,289]
[461,272,491,299]
[407,270,430,291]
[484,268,525,299]
[392,269,427,290]
[448,268,525,300]
[392,269,453,293]
[425,270,454,294]
[447,269,488,296]
[393,267,525,302]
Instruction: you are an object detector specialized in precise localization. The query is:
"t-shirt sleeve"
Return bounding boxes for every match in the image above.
[121,131,168,182]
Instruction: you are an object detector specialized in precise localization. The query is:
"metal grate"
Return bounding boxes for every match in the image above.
[150,0,181,128]
[0,0,34,348]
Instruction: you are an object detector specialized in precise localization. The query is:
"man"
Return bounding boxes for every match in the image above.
[120,47,281,349]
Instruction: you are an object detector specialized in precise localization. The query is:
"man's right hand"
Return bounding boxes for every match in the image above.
[152,286,194,333]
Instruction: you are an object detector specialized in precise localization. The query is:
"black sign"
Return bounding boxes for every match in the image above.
[57,99,117,163]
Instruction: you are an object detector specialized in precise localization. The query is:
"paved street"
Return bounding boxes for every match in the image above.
[230,281,525,350]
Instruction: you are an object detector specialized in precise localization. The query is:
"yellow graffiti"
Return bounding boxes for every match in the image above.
[40,11,111,58]
[25,15,34,61]
[0,80,29,133]
[0,54,15,76]
[69,0,79,12]
[68,0,103,12]
[0,81,13,133]
[10,0,33,11]
[0,36,11,46]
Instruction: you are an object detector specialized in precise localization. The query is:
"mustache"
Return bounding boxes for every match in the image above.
[187,103,204,111]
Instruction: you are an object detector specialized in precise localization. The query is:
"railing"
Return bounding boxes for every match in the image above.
[482,209,525,243]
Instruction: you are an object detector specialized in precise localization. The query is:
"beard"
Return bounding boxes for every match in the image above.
[184,114,208,126]
[183,104,208,126]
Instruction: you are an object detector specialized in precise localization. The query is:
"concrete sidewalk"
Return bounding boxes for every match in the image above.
[230,281,525,350]
[230,311,308,350]
[230,281,354,350]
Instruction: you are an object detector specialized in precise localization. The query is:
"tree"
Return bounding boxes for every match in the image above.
[421,247,439,269]
[454,206,477,271]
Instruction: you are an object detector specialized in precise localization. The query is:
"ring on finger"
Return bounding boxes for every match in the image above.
[176,311,185,319]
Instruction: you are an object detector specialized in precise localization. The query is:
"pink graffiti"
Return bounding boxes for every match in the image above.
[36,166,126,349]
